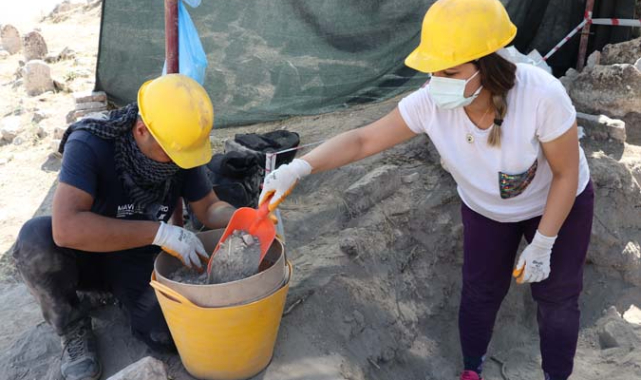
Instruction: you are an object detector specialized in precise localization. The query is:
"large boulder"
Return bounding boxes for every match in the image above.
[601,37,641,65]
[1,25,21,54]
[587,151,641,286]
[23,60,54,96]
[567,64,641,118]
[22,31,48,62]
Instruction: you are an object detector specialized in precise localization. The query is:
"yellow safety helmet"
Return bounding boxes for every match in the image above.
[405,0,517,73]
[137,74,214,169]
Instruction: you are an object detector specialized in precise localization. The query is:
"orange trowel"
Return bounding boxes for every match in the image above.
[206,197,276,276]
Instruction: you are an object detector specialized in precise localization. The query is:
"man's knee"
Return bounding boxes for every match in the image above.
[13,216,59,273]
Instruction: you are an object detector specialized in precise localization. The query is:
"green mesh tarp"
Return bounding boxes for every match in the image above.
[95,0,584,127]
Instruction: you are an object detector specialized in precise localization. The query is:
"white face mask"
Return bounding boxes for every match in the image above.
[428,70,482,109]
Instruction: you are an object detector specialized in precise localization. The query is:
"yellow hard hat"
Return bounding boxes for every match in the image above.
[405,0,517,73]
[137,74,214,169]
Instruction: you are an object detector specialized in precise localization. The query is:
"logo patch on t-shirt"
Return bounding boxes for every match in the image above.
[116,203,136,218]
[116,203,170,220]
[156,205,169,221]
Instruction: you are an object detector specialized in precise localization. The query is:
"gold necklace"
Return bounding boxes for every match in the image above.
[466,106,493,144]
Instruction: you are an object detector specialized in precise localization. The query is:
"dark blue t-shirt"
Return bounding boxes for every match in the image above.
[59,131,212,223]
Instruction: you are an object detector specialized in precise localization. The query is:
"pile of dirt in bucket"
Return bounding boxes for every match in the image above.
[167,266,208,285]
[166,230,262,285]
[207,230,262,284]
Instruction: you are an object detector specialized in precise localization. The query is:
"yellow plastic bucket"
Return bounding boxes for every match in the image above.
[150,262,292,380]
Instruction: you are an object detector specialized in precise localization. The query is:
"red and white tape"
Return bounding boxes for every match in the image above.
[591,18,641,27]
[541,11,641,62]
[542,19,589,61]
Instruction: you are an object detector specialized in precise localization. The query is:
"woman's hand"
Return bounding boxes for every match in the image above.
[513,231,556,284]
[259,159,312,211]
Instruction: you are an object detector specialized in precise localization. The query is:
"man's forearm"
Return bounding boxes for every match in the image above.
[53,212,160,252]
[202,201,235,230]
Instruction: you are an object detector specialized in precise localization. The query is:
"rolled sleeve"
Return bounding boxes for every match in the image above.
[59,138,98,197]
[181,166,212,203]
[398,87,432,135]
[536,80,577,143]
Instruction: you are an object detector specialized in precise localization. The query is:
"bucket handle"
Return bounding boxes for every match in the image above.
[150,279,197,308]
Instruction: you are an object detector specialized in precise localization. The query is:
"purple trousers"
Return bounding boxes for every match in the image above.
[459,181,594,379]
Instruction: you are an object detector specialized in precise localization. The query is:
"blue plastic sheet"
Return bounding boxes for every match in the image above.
[163,0,208,84]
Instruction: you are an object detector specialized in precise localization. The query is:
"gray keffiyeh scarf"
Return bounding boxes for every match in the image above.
[59,103,182,218]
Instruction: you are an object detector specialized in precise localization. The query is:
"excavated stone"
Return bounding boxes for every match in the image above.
[623,305,641,325]
[636,58,641,72]
[567,64,641,118]
[51,0,85,16]
[621,241,641,286]
[0,50,9,60]
[53,126,65,140]
[343,165,400,216]
[623,112,641,144]
[75,101,108,111]
[105,356,167,380]
[36,125,47,139]
[44,54,58,64]
[23,60,54,96]
[597,307,641,350]
[1,25,21,54]
[50,139,62,155]
[32,110,48,123]
[586,50,601,68]
[559,68,579,92]
[601,37,641,65]
[57,46,75,60]
[74,90,107,104]
[22,31,48,61]
[576,112,626,143]
[1,116,23,142]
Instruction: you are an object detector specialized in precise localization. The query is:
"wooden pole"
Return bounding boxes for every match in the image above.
[165,0,184,227]
[576,0,595,71]
[165,0,179,74]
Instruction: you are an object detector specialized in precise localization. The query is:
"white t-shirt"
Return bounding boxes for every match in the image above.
[399,63,590,223]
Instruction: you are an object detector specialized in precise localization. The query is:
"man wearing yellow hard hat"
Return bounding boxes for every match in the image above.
[13,74,235,380]
[259,1,592,379]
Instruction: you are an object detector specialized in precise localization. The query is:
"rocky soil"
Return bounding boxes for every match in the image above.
[0,2,640,380]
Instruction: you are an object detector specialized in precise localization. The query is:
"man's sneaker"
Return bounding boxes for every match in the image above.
[133,329,177,354]
[460,370,483,380]
[60,318,102,380]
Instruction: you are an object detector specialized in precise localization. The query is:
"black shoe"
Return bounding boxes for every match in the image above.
[134,329,177,354]
[60,318,102,380]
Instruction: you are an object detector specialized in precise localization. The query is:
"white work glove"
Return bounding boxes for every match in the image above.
[259,158,312,211]
[153,222,208,269]
[513,231,557,284]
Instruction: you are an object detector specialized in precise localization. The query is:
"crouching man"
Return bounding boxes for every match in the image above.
[13,74,234,380]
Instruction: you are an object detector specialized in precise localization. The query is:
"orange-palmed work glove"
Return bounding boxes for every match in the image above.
[513,231,556,284]
[259,159,312,211]
[153,222,209,269]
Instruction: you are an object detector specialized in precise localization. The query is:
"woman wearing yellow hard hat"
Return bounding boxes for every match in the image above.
[259,0,592,379]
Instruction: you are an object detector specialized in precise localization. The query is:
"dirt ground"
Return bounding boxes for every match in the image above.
[1,3,641,380]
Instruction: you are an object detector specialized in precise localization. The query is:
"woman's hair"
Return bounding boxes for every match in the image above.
[474,53,517,147]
